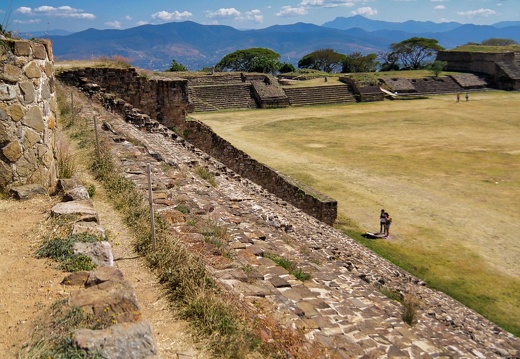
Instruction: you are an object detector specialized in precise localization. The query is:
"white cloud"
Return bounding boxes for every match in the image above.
[457,8,496,18]
[434,5,446,10]
[206,8,241,19]
[276,6,308,17]
[351,7,378,16]
[300,0,357,7]
[243,10,264,23]
[431,0,448,2]
[13,19,41,24]
[136,21,149,26]
[15,6,95,19]
[151,10,193,21]
[125,15,132,21]
[105,20,121,29]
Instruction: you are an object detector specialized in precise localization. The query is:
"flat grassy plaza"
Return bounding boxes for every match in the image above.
[194,91,520,335]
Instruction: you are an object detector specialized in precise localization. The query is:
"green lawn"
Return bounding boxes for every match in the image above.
[194,91,520,336]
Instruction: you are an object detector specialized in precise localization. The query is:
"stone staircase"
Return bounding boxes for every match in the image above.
[407,77,463,94]
[283,84,356,106]
[188,83,257,112]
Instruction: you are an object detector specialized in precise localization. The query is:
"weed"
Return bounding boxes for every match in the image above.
[36,234,98,272]
[56,135,76,179]
[402,293,420,326]
[380,286,402,302]
[195,166,217,187]
[87,183,96,198]
[264,252,310,281]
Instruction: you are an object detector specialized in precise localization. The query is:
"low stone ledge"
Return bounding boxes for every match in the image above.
[9,183,48,200]
[51,199,99,223]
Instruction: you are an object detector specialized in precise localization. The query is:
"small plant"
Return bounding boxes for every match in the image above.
[87,183,96,198]
[56,136,76,179]
[380,286,402,302]
[36,234,98,272]
[264,252,310,281]
[195,166,217,187]
[402,293,420,326]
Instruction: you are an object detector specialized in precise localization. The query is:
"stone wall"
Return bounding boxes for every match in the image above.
[57,67,191,129]
[0,38,57,190]
[437,51,515,74]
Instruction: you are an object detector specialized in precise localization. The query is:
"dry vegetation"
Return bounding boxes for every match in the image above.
[194,91,520,336]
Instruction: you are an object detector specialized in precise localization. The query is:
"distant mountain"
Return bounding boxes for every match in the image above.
[322,15,462,33]
[21,29,72,38]
[46,16,520,71]
[492,21,520,28]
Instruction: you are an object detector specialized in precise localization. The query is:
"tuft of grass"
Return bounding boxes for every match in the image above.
[264,252,310,281]
[402,293,420,326]
[56,135,76,179]
[380,286,402,302]
[36,234,98,272]
[195,165,217,187]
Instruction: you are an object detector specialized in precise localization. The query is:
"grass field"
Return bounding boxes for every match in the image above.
[193,91,520,335]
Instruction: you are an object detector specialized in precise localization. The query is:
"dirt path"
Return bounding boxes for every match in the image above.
[0,185,209,358]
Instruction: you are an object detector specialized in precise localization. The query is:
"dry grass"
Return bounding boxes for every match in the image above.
[194,91,520,335]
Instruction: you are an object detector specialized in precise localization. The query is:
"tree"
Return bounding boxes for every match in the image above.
[481,38,517,46]
[428,60,447,77]
[298,49,346,73]
[378,51,400,71]
[279,63,296,73]
[390,37,444,70]
[342,52,379,73]
[215,48,281,73]
[167,59,188,72]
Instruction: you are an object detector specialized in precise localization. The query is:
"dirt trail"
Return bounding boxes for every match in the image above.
[0,184,209,358]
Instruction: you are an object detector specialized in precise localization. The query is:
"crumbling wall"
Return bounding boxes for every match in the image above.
[0,38,58,190]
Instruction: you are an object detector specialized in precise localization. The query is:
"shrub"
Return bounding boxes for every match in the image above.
[402,293,420,325]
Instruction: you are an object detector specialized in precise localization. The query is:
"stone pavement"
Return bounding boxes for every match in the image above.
[73,87,519,359]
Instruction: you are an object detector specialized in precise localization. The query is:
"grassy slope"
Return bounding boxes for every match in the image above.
[194,91,520,335]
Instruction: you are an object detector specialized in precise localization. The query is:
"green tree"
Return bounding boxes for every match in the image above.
[428,60,447,77]
[298,49,346,73]
[390,37,444,70]
[215,48,281,73]
[167,59,188,72]
[342,52,379,73]
[378,51,400,71]
[279,63,296,73]
[481,38,518,46]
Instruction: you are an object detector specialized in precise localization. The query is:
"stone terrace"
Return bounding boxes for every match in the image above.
[70,85,520,358]
[283,84,356,106]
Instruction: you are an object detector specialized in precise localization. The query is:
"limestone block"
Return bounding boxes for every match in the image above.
[44,61,54,77]
[9,183,47,200]
[74,321,157,359]
[0,121,15,144]
[57,178,83,191]
[16,151,37,177]
[42,40,53,61]
[24,127,41,148]
[9,104,24,122]
[0,83,17,100]
[19,81,35,104]
[31,42,47,59]
[74,241,113,267]
[1,64,22,83]
[0,106,7,121]
[64,186,90,201]
[22,106,45,132]
[85,267,124,287]
[61,271,89,286]
[24,61,42,79]
[0,160,13,187]
[72,221,106,240]
[41,78,51,100]
[0,45,7,61]
[2,141,23,162]
[51,200,99,223]
[14,41,31,56]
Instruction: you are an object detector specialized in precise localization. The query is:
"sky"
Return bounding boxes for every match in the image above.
[1,0,519,34]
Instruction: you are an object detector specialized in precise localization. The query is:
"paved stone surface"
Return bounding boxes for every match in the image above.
[70,87,520,358]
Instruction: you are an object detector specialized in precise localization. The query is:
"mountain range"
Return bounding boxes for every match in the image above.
[44,15,520,71]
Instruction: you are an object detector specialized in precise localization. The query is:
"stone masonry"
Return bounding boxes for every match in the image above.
[66,83,520,358]
[0,38,58,190]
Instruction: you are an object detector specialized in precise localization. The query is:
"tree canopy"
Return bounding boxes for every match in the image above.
[166,59,188,72]
[215,48,281,73]
[298,49,346,73]
[390,37,444,70]
[481,38,518,46]
[342,52,379,73]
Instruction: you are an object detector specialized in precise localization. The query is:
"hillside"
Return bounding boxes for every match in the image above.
[46,16,520,71]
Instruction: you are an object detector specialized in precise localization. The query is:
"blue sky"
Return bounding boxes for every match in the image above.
[2,0,518,33]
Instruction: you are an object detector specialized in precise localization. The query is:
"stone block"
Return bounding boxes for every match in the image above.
[16,152,37,177]
[41,78,51,100]
[74,321,157,359]
[9,184,47,200]
[51,200,99,223]
[24,127,41,148]
[0,106,7,121]
[14,41,31,56]
[61,271,89,286]
[0,160,12,187]
[19,81,35,104]
[74,241,113,267]
[64,185,90,201]
[85,267,125,287]
[2,140,23,162]
[22,106,44,132]
[1,64,22,83]
[31,42,47,59]
[44,61,54,77]
[9,104,24,121]
[0,83,17,100]
[24,61,42,78]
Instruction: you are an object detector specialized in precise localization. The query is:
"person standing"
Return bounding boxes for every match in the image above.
[384,212,392,238]
[465,92,469,101]
[456,93,460,102]
[379,209,386,234]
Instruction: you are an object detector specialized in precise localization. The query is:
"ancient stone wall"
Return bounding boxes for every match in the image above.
[437,51,515,75]
[57,68,190,129]
[0,38,57,190]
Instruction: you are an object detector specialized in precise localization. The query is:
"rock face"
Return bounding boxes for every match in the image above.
[0,39,58,190]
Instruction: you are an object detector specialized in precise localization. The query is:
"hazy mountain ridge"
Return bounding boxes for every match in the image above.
[46,16,520,71]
